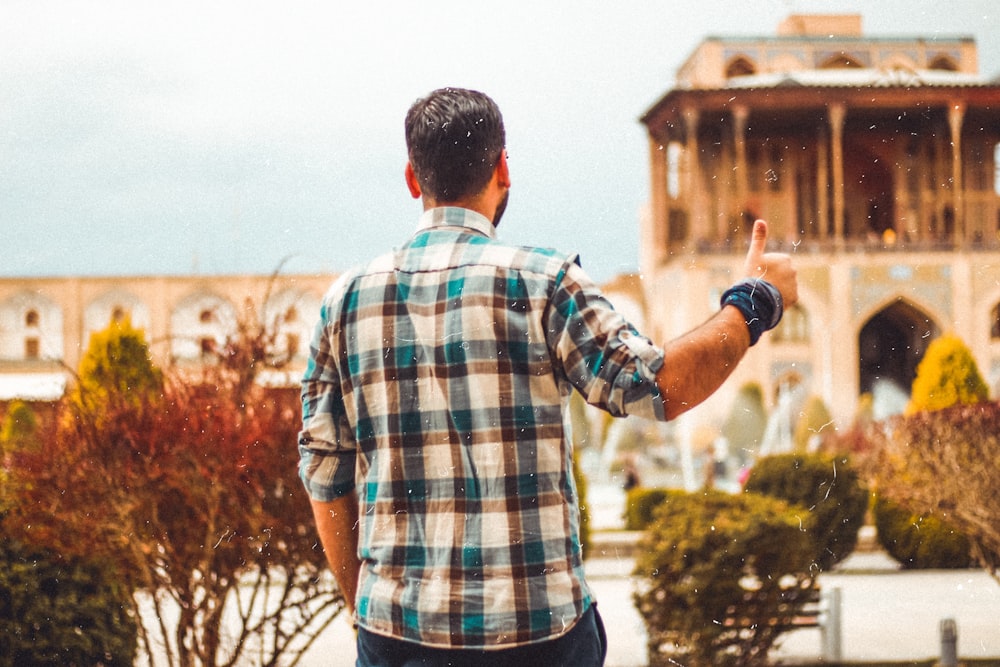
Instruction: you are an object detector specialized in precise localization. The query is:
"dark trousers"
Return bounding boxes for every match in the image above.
[355,604,607,667]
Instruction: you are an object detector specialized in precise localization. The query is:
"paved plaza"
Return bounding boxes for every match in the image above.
[297,483,1000,667]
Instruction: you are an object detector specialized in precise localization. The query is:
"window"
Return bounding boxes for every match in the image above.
[111,305,126,323]
[725,56,756,78]
[25,309,39,327]
[199,309,215,324]
[24,337,40,359]
[995,143,1000,196]
[667,142,682,198]
[285,333,300,357]
[928,55,958,71]
[772,304,809,343]
[200,337,217,356]
[991,303,1000,340]
[819,55,863,69]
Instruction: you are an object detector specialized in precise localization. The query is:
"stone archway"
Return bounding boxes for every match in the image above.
[858,299,939,403]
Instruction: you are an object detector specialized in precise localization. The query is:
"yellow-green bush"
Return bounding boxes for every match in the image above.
[743,452,868,570]
[873,496,975,569]
[907,333,988,414]
[633,490,818,666]
[623,487,677,531]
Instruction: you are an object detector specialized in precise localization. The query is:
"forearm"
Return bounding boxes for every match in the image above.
[310,493,361,615]
[655,305,751,420]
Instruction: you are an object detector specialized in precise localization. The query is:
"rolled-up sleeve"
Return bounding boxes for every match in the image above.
[298,296,358,501]
[547,260,667,422]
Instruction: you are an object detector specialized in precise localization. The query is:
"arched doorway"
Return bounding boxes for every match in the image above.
[858,299,939,409]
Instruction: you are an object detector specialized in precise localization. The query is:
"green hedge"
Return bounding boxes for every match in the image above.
[0,538,137,667]
[633,490,818,666]
[743,452,869,570]
[623,487,677,531]
[873,497,975,569]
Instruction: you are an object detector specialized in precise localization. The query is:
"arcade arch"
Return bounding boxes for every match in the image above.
[928,54,958,71]
[0,292,64,362]
[264,288,320,363]
[170,291,238,362]
[858,298,939,406]
[725,56,757,78]
[819,54,864,69]
[84,289,151,349]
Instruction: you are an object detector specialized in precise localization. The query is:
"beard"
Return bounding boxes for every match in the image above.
[493,189,509,228]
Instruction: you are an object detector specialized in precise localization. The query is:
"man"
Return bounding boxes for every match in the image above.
[298,87,797,667]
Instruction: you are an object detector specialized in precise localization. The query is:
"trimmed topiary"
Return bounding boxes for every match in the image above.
[743,452,868,571]
[907,332,988,415]
[623,487,676,531]
[873,496,975,569]
[633,490,818,667]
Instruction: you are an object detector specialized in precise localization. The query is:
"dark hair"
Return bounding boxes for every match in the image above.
[404,88,506,201]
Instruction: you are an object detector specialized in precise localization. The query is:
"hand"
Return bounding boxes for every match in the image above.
[743,219,798,308]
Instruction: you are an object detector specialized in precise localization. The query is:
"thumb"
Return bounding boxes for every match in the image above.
[746,219,768,265]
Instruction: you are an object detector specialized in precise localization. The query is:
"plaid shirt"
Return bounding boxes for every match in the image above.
[299,207,666,649]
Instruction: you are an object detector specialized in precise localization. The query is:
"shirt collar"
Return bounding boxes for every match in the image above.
[415,207,497,239]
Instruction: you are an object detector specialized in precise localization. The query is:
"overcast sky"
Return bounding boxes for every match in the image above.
[3,1,997,284]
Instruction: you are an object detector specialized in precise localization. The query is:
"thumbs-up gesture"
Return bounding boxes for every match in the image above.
[743,219,798,309]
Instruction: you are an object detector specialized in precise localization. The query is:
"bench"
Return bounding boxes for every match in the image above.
[722,584,822,631]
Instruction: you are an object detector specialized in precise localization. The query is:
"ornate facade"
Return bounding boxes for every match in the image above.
[6,15,1000,441]
[0,273,333,400]
[639,14,1000,427]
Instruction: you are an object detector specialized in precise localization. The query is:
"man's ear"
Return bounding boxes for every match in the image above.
[405,162,422,199]
[495,150,510,188]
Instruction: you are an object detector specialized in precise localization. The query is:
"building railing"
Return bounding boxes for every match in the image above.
[692,236,1000,255]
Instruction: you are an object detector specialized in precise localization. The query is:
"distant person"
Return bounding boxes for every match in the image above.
[622,453,642,492]
[298,87,797,666]
[702,441,727,490]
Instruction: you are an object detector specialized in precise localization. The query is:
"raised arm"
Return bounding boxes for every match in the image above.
[310,494,361,616]
[655,219,797,420]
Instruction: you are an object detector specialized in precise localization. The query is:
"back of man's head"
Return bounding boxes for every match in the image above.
[405,88,506,202]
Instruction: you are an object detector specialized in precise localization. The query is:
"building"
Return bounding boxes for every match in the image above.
[639,14,1000,430]
[0,273,333,401]
[5,14,1000,447]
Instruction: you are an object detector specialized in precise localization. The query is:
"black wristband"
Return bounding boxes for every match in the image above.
[720,278,784,346]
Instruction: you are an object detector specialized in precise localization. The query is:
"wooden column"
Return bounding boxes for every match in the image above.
[646,133,669,268]
[683,107,702,245]
[816,124,830,242]
[935,129,947,240]
[719,137,733,243]
[948,102,966,246]
[785,148,799,243]
[891,141,908,244]
[732,104,749,237]
[828,103,846,248]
